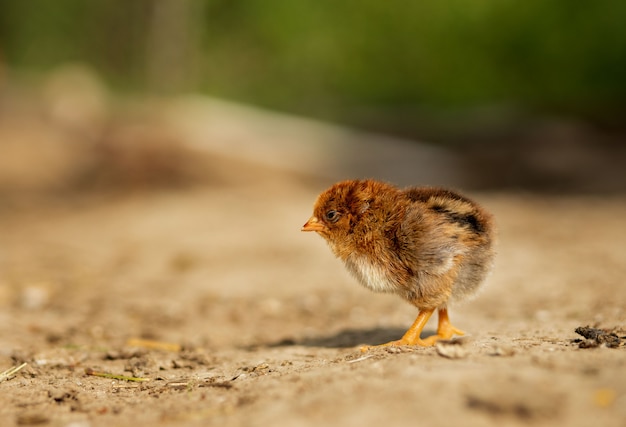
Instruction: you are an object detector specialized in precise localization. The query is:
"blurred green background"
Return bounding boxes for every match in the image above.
[2,1,625,127]
[1,0,625,192]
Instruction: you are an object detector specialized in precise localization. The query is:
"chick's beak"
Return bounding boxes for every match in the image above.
[301,216,326,232]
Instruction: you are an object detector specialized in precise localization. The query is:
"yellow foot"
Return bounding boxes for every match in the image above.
[421,322,465,346]
[360,308,437,352]
[439,324,465,339]
[434,307,465,340]
[359,307,466,351]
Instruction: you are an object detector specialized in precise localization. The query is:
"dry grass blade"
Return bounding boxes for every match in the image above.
[85,368,151,382]
[347,355,374,364]
[0,363,28,383]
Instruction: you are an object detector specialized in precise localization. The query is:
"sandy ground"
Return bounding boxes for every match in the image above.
[0,89,625,427]
[1,168,625,427]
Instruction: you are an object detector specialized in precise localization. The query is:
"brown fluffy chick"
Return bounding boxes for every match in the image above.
[302,179,495,348]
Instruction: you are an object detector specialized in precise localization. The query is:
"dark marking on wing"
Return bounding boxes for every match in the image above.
[403,187,487,235]
[431,205,485,234]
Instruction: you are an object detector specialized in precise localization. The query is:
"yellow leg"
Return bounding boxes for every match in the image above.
[421,307,465,345]
[361,308,435,351]
[361,307,465,351]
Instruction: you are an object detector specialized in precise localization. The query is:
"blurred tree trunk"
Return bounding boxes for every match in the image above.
[145,0,204,93]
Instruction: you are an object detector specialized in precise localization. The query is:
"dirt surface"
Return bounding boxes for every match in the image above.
[1,170,625,427]
[0,90,625,426]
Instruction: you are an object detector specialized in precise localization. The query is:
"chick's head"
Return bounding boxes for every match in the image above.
[302,180,398,243]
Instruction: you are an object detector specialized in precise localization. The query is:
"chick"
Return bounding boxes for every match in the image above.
[302,179,495,347]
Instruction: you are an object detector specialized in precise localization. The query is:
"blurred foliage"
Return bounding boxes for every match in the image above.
[1,0,625,130]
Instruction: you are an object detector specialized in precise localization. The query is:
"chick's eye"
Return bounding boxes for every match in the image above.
[325,210,340,223]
